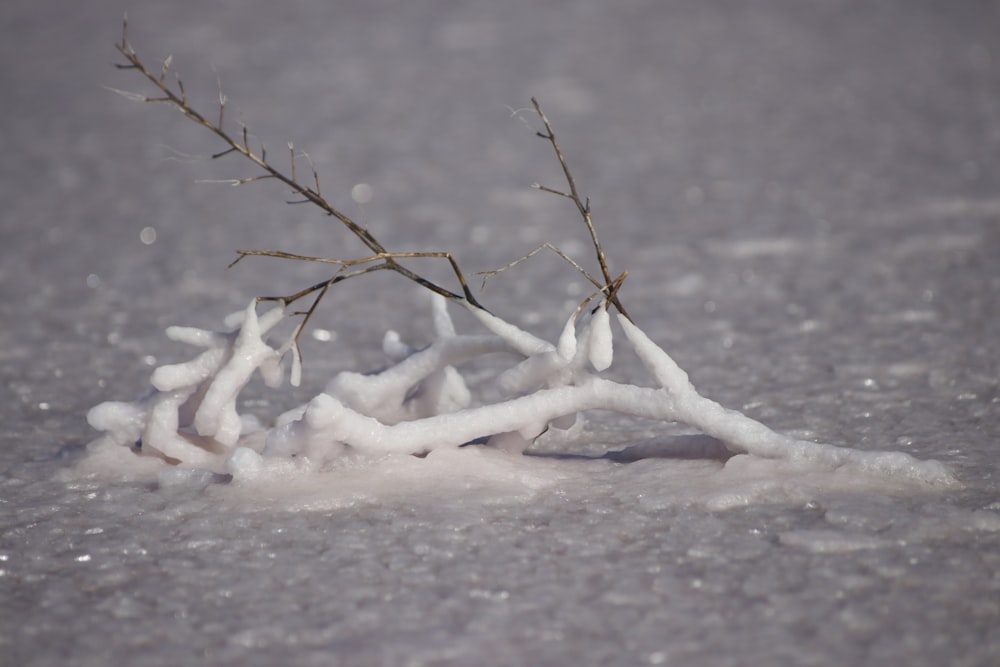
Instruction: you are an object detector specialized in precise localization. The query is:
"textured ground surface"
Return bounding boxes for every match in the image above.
[2,1,999,665]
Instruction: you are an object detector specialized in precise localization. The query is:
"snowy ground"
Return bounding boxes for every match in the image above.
[2,1,999,665]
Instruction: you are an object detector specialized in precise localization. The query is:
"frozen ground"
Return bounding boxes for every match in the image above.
[2,0,999,665]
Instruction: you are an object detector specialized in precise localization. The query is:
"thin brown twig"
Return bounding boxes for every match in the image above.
[113,17,486,320]
[475,243,604,292]
[231,248,481,299]
[113,18,633,366]
[529,98,630,321]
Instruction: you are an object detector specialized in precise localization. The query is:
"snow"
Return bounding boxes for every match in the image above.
[2,1,999,666]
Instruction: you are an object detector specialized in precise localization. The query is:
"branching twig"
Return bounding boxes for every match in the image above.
[529,98,631,321]
[113,18,485,319]
[475,243,604,292]
[231,249,482,313]
[113,17,633,366]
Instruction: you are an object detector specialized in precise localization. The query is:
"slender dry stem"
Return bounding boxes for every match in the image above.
[113,17,484,318]
[475,243,604,292]
[529,98,630,321]
[113,17,633,363]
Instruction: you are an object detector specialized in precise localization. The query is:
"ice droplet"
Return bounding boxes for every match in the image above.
[351,183,372,204]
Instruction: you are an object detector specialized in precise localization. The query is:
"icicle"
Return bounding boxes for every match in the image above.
[289,343,303,388]
[556,309,578,361]
[431,293,456,338]
[588,305,613,372]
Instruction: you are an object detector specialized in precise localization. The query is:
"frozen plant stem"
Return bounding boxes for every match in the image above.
[89,20,959,490]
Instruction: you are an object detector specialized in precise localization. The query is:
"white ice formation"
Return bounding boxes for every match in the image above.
[85,295,957,488]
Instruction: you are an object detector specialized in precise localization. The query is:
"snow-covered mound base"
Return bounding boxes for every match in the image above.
[80,294,958,500]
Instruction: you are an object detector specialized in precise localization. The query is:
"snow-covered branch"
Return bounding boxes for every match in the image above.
[86,20,958,493]
[86,296,957,488]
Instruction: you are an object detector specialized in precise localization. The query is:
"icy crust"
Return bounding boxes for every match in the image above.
[84,295,958,490]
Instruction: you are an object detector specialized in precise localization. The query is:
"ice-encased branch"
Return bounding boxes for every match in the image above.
[615,315,956,484]
[260,308,955,486]
[86,294,957,488]
[87,302,287,464]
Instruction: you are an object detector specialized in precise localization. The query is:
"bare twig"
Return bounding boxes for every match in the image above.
[230,249,480,307]
[113,18,632,368]
[113,17,486,320]
[529,98,630,321]
[475,242,603,292]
